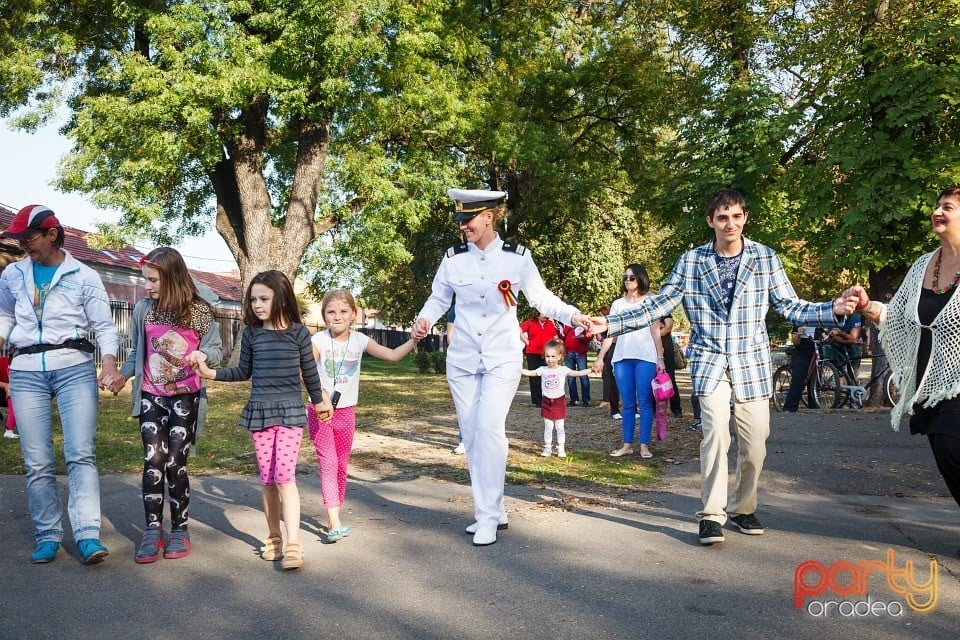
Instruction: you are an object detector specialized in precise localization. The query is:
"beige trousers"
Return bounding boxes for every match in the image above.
[696,378,770,525]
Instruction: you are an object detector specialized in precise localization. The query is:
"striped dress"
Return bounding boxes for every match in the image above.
[215,324,324,430]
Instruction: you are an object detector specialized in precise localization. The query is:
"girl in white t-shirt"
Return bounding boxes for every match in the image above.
[521,339,591,458]
[592,264,664,459]
[309,289,419,541]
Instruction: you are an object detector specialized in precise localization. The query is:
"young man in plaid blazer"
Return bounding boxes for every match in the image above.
[590,189,858,545]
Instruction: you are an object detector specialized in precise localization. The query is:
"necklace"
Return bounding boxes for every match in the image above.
[931,248,960,294]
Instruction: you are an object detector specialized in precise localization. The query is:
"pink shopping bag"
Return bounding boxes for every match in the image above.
[651,371,675,401]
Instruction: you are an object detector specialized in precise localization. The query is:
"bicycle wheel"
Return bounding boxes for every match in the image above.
[883,370,901,406]
[813,361,841,409]
[772,365,792,412]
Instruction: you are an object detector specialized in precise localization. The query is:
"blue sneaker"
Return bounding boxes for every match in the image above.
[77,539,109,565]
[30,541,60,564]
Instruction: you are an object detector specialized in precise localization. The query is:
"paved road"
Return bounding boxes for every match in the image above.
[0,408,957,640]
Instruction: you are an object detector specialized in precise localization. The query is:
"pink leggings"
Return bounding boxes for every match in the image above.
[307,404,356,508]
[5,397,14,431]
[250,425,303,486]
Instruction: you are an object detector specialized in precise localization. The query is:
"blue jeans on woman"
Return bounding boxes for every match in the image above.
[564,351,591,405]
[11,363,102,544]
[613,359,657,445]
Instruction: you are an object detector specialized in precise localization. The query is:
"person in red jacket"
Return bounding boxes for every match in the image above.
[0,354,17,439]
[561,323,592,406]
[519,312,558,407]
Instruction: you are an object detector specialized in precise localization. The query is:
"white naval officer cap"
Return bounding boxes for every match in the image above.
[448,188,508,221]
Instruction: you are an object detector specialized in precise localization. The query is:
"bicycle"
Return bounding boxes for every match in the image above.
[772,338,840,412]
[824,345,900,409]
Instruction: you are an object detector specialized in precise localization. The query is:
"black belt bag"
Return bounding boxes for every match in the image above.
[13,338,96,359]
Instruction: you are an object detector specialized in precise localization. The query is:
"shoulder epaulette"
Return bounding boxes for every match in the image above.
[445,243,469,258]
[501,241,526,255]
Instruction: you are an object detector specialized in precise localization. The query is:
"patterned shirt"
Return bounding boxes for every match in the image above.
[606,238,840,402]
[715,250,742,311]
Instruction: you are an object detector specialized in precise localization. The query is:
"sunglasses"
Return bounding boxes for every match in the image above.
[622,274,637,282]
[17,231,46,247]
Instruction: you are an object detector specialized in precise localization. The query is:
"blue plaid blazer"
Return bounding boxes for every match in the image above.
[607,238,840,402]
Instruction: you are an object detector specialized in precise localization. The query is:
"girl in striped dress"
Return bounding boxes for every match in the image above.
[189,270,332,570]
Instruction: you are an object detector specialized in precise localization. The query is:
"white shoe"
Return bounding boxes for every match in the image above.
[610,444,634,457]
[540,446,552,457]
[556,447,566,458]
[452,442,465,454]
[472,524,498,546]
[611,413,622,420]
[465,516,509,534]
[2,430,18,439]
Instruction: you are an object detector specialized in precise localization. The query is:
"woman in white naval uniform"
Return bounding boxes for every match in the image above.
[414,188,591,546]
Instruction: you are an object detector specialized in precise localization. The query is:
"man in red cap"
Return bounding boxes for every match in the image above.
[0,204,122,564]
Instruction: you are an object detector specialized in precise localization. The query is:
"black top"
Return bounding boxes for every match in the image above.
[910,287,960,436]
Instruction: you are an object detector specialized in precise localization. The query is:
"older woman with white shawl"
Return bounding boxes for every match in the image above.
[853,186,960,510]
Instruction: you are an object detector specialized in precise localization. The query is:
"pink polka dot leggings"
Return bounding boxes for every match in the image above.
[307,404,356,508]
[251,425,304,486]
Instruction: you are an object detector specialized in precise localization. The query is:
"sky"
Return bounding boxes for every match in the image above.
[0,118,237,272]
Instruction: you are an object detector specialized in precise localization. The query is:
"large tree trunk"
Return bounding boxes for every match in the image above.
[208,99,336,364]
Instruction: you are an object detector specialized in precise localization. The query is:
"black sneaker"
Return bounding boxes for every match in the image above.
[698,520,725,545]
[688,420,702,431]
[730,513,765,535]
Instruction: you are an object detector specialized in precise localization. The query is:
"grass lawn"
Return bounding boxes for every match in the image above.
[0,355,673,494]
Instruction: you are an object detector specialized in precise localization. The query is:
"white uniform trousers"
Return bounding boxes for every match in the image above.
[696,377,770,525]
[446,360,521,527]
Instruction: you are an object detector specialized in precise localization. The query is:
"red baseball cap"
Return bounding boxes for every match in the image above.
[3,204,61,239]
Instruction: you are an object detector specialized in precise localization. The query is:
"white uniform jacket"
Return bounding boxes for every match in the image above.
[0,250,120,372]
[417,235,579,373]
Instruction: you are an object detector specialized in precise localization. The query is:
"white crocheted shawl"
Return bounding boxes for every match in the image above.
[879,249,960,430]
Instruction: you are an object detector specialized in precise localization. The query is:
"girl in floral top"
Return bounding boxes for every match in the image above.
[116,247,221,563]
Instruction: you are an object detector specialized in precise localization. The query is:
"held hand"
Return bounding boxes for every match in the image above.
[588,316,608,336]
[840,285,869,311]
[591,360,603,374]
[314,400,333,423]
[97,363,120,391]
[832,292,859,316]
[108,375,127,395]
[412,317,431,341]
[186,351,215,379]
[570,313,592,330]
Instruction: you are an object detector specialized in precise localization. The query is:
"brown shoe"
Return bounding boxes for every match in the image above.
[260,535,283,561]
[281,543,304,570]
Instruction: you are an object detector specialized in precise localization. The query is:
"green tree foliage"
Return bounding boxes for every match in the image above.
[776,0,960,300]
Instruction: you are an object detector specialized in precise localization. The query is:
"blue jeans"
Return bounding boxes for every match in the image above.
[11,363,102,544]
[564,352,591,404]
[613,359,656,445]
